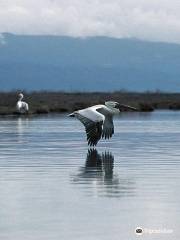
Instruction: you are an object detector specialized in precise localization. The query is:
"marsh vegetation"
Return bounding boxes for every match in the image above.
[0,91,180,115]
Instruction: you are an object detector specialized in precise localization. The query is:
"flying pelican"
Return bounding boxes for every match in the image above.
[69,101,137,146]
[16,93,29,114]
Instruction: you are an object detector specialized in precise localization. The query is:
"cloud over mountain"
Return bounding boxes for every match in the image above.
[0,0,180,43]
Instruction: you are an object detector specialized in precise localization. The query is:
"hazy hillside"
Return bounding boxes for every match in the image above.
[0,33,180,91]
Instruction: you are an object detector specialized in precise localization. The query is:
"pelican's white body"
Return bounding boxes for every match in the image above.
[69,101,121,146]
[70,101,137,146]
[77,103,119,122]
[16,93,29,113]
[77,105,105,122]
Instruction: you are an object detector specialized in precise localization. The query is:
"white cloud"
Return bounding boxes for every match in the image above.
[0,0,180,43]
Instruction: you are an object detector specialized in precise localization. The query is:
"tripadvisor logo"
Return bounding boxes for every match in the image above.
[135,227,143,235]
[135,227,173,235]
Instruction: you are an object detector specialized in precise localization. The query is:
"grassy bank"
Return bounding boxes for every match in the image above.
[1,91,180,115]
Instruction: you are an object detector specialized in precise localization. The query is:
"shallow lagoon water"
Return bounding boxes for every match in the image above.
[0,111,180,239]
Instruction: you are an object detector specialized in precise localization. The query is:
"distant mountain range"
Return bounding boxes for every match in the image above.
[0,33,180,92]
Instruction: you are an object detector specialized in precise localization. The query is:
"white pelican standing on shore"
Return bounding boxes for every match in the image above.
[69,101,137,146]
[16,93,29,114]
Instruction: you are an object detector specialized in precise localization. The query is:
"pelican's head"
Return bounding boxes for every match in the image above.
[105,101,119,109]
[18,93,24,101]
[105,101,120,113]
[105,101,138,112]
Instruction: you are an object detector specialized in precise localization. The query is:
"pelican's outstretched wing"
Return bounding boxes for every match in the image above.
[86,149,102,168]
[75,112,103,146]
[97,108,114,139]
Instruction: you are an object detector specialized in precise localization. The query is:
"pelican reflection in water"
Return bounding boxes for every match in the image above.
[72,149,135,198]
[16,117,29,143]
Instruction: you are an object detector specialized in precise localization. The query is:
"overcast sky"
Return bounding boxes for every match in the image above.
[0,0,180,43]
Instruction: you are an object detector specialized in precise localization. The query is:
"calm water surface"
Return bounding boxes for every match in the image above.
[0,111,180,240]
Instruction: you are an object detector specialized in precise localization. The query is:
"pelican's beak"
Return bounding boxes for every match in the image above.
[118,104,138,111]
